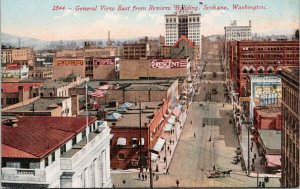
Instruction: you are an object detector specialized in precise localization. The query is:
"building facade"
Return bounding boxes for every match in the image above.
[165,9,201,47]
[280,67,299,187]
[1,116,112,188]
[228,40,299,96]
[224,20,252,42]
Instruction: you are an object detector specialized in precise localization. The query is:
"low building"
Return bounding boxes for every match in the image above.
[256,129,281,173]
[52,58,86,80]
[2,97,73,117]
[103,100,185,170]
[40,73,89,97]
[1,116,112,188]
[92,57,120,80]
[33,56,53,79]
[119,58,191,80]
[69,79,179,108]
[253,105,281,130]
[1,81,44,108]
[280,66,299,187]
[1,64,29,81]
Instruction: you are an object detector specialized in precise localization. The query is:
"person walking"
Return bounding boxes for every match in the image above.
[142,174,145,181]
[138,173,141,180]
[213,165,216,171]
[163,157,166,163]
[145,174,147,180]
[254,153,257,159]
[194,132,196,138]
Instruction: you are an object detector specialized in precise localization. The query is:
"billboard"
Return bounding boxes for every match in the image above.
[53,59,84,66]
[93,58,114,65]
[35,57,53,67]
[151,59,187,69]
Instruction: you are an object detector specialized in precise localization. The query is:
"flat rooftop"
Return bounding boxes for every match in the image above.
[258,129,281,150]
[42,80,71,89]
[3,97,69,112]
[255,106,281,117]
[75,79,176,89]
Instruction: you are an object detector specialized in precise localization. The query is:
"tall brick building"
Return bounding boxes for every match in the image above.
[228,40,299,96]
[280,67,299,187]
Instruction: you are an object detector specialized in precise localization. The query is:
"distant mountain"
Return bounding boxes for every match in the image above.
[1,33,51,50]
[1,33,160,50]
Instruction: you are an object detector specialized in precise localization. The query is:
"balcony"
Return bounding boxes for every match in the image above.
[60,126,109,171]
[1,161,60,185]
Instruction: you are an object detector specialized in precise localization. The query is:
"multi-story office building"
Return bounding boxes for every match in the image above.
[165,10,201,47]
[280,67,299,187]
[228,40,299,96]
[1,116,112,188]
[224,20,252,42]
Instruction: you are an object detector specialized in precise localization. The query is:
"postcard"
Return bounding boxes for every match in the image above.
[1,0,299,188]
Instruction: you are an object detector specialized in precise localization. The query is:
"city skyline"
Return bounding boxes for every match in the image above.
[1,0,299,41]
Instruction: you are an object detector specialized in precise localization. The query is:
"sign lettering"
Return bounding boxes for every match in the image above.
[151,59,187,69]
[93,59,114,65]
[54,60,84,66]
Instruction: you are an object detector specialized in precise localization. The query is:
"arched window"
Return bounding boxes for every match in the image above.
[243,69,248,73]
[249,69,254,73]
[268,69,273,73]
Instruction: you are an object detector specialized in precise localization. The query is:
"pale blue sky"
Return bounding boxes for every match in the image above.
[1,0,299,40]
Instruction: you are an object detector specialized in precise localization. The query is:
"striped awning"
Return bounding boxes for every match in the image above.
[153,138,165,152]
[164,123,173,132]
[151,153,158,161]
[117,138,126,146]
[168,115,176,124]
[172,107,181,117]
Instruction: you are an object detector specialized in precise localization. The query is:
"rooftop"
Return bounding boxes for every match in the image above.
[258,129,281,150]
[255,106,281,117]
[1,82,44,93]
[42,80,71,89]
[75,79,175,90]
[2,97,69,112]
[2,116,96,159]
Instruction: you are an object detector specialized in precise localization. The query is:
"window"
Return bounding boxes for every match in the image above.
[45,157,49,167]
[40,93,44,97]
[60,144,66,155]
[21,162,30,169]
[118,153,125,159]
[72,137,77,145]
[51,152,55,162]
[82,129,86,139]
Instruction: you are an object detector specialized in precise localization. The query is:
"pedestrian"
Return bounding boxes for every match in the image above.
[167,146,170,151]
[254,153,257,159]
[166,168,169,174]
[250,146,253,152]
[158,155,160,160]
[145,174,147,180]
[194,132,196,138]
[170,150,172,155]
[213,165,216,171]
[191,121,193,125]
[164,157,166,163]
[142,174,144,180]
[138,173,141,180]
[156,174,159,181]
[251,141,253,148]
[252,158,255,164]
[223,103,225,107]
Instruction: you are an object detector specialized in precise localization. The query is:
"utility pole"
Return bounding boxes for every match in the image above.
[247,124,250,176]
[149,149,153,188]
[139,99,143,174]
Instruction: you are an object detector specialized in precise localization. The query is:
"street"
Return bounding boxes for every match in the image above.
[111,50,280,188]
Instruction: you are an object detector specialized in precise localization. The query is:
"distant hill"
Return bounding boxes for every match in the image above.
[1,32,160,50]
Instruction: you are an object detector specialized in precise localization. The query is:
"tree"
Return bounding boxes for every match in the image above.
[295,29,299,40]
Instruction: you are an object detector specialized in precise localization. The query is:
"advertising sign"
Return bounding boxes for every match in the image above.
[54,59,84,66]
[151,59,187,69]
[93,59,114,65]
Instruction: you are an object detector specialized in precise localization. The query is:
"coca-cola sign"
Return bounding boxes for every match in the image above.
[151,59,187,69]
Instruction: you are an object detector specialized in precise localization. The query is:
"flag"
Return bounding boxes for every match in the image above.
[87,85,105,98]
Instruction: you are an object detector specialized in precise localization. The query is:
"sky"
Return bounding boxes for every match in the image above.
[1,0,299,41]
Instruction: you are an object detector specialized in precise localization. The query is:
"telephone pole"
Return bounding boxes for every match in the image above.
[139,99,143,173]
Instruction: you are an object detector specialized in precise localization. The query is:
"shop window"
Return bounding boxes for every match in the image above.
[118,153,125,159]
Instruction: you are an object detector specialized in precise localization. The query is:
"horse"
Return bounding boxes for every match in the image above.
[222,170,232,177]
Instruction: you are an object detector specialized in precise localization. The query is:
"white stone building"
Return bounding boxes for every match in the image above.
[165,9,201,47]
[224,20,252,42]
[1,116,112,188]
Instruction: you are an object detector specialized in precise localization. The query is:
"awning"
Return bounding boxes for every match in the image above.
[172,107,181,117]
[151,153,158,161]
[117,138,126,146]
[168,115,176,124]
[164,123,173,132]
[266,155,281,167]
[153,138,165,152]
